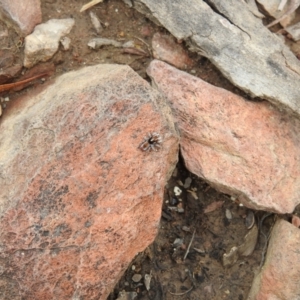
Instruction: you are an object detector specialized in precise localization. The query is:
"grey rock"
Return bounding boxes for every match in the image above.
[24,18,75,68]
[286,22,300,41]
[133,0,300,118]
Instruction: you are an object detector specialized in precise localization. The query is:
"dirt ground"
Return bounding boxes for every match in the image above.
[1,0,300,299]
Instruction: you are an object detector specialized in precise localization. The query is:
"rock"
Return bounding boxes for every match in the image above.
[24,18,75,68]
[248,219,300,299]
[132,274,142,282]
[0,0,41,35]
[0,64,178,299]
[286,22,300,41]
[88,37,122,49]
[89,11,103,34]
[152,32,193,69]
[257,0,300,27]
[60,36,71,51]
[133,0,300,118]
[147,60,300,213]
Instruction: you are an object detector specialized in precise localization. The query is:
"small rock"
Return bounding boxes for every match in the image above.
[89,11,103,34]
[122,40,135,48]
[144,273,152,291]
[122,0,133,7]
[88,37,122,49]
[285,22,300,41]
[117,290,137,300]
[174,186,182,196]
[245,211,255,229]
[183,177,192,189]
[169,197,179,206]
[60,36,71,51]
[152,32,193,69]
[173,238,184,247]
[132,274,142,283]
[225,209,232,220]
[24,18,75,68]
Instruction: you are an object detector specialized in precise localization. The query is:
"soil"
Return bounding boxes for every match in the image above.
[1,1,299,299]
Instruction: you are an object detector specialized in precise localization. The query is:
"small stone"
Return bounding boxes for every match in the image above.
[173,238,184,247]
[183,177,192,189]
[89,11,103,34]
[285,22,300,41]
[169,197,179,206]
[131,265,136,271]
[225,209,232,220]
[174,186,182,196]
[144,273,151,291]
[122,0,133,7]
[60,36,71,51]
[24,18,75,68]
[132,274,142,283]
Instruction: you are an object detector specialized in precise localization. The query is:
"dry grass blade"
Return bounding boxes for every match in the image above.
[80,0,103,12]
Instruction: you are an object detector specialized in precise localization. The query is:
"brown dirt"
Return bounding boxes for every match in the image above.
[1,1,299,299]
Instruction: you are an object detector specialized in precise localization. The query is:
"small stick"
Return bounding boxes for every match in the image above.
[267,0,300,28]
[168,286,193,296]
[80,0,103,12]
[184,229,196,260]
[0,73,48,93]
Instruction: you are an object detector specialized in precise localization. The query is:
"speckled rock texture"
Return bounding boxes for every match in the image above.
[248,219,300,300]
[152,32,193,69]
[147,60,300,214]
[0,0,41,35]
[0,64,178,299]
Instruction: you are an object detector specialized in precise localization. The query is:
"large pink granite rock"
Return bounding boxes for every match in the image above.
[0,0,41,35]
[248,219,300,299]
[0,64,178,299]
[147,59,300,213]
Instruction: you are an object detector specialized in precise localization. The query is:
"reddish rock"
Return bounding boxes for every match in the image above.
[147,60,300,213]
[248,219,300,299]
[0,0,41,35]
[0,64,178,299]
[152,33,193,69]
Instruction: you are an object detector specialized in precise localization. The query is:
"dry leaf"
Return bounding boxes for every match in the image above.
[204,201,224,213]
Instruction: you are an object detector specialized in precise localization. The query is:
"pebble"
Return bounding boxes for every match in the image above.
[60,36,71,51]
[144,273,151,291]
[174,186,182,196]
[132,274,142,283]
[183,177,192,188]
[225,208,232,220]
[89,11,103,34]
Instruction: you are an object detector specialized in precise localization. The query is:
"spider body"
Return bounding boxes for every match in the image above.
[139,132,162,152]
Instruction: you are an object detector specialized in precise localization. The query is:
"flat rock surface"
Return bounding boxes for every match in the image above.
[0,0,41,35]
[147,60,300,213]
[134,0,300,118]
[248,219,300,299]
[0,64,178,299]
